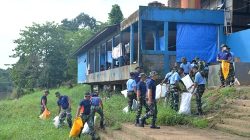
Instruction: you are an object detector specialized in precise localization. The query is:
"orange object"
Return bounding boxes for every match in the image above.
[221,60,230,80]
[181,0,200,8]
[39,108,50,120]
[69,117,84,138]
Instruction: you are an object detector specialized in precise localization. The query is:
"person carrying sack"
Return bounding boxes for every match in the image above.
[55,92,72,128]
[191,66,206,116]
[90,92,105,129]
[40,90,49,115]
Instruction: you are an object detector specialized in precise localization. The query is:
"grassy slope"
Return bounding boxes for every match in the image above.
[0,85,90,140]
[1,85,241,140]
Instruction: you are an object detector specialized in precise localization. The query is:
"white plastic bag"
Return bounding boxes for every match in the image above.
[132,99,138,111]
[123,106,129,113]
[178,92,192,115]
[82,116,97,134]
[121,90,128,98]
[181,75,194,92]
[156,84,167,99]
[53,116,60,128]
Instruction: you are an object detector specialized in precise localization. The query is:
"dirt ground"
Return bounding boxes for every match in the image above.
[122,124,249,140]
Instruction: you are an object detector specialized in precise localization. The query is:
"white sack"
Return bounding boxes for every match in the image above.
[53,116,60,128]
[82,116,97,134]
[178,92,192,115]
[132,99,138,111]
[123,106,129,113]
[121,90,128,98]
[156,84,167,99]
[181,75,194,92]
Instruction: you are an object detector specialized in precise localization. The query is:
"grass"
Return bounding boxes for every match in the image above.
[0,85,91,140]
[2,85,244,139]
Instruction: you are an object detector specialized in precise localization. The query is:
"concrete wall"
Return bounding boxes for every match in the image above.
[226,29,250,62]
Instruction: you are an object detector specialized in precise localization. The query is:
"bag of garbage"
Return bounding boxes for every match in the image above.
[82,116,97,134]
[132,99,138,111]
[156,84,167,99]
[221,60,230,80]
[181,75,194,92]
[53,116,60,128]
[121,90,128,98]
[69,117,84,138]
[178,92,192,115]
[123,106,129,113]
[39,108,50,120]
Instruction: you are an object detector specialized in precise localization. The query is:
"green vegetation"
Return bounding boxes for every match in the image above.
[3,86,245,139]
[0,85,90,140]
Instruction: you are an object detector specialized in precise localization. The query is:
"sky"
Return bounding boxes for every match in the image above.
[0,0,167,69]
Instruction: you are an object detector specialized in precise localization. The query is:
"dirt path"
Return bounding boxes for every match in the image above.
[119,124,248,140]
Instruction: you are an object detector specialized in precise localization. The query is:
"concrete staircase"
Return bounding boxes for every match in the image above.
[215,99,250,137]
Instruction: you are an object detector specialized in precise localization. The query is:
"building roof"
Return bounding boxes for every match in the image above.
[73,24,120,56]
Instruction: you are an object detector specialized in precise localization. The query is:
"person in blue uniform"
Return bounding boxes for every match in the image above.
[126,72,137,111]
[169,68,184,111]
[55,92,72,128]
[139,71,160,129]
[180,57,191,75]
[217,44,232,87]
[135,73,150,126]
[191,66,206,115]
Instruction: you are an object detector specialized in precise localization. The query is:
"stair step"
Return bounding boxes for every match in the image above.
[222,118,250,129]
[215,123,250,137]
[227,99,250,107]
[224,111,250,118]
[230,105,250,113]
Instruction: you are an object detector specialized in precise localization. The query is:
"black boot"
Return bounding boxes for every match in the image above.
[138,118,145,127]
[135,119,139,126]
[150,120,160,129]
[100,120,105,129]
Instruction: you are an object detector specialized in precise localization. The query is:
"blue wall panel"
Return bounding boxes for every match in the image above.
[140,6,224,25]
[78,53,87,83]
[227,29,250,62]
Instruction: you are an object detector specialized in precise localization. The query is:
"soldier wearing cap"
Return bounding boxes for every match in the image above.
[134,66,143,84]
[169,68,184,111]
[126,72,137,111]
[135,73,150,126]
[90,92,105,129]
[139,71,160,129]
[217,44,232,87]
[40,90,49,114]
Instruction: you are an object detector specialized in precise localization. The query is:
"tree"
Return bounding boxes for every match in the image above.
[108,4,124,25]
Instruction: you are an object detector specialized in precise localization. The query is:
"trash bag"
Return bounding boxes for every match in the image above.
[39,108,50,120]
[53,116,60,128]
[156,84,167,99]
[123,106,129,113]
[121,90,128,98]
[221,60,230,80]
[69,117,84,138]
[132,99,138,111]
[82,116,97,134]
[181,75,194,92]
[178,92,192,115]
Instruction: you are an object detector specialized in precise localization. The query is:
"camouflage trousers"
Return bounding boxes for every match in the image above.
[141,100,158,123]
[136,96,150,120]
[59,108,72,128]
[170,85,180,111]
[81,114,95,137]
[195,85,205,114]
[228,63,235,85]
[127,91,136,111]
[90,106,104,128]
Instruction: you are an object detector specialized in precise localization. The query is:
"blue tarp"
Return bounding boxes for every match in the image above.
[176,23,218,63]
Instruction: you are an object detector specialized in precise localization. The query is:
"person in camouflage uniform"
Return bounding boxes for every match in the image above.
[135,73,150,126]
[90,92,105,129]
[76,92,98,140]
[227,47,235,86]
[191,66,206,115]
[169,68,184,111]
